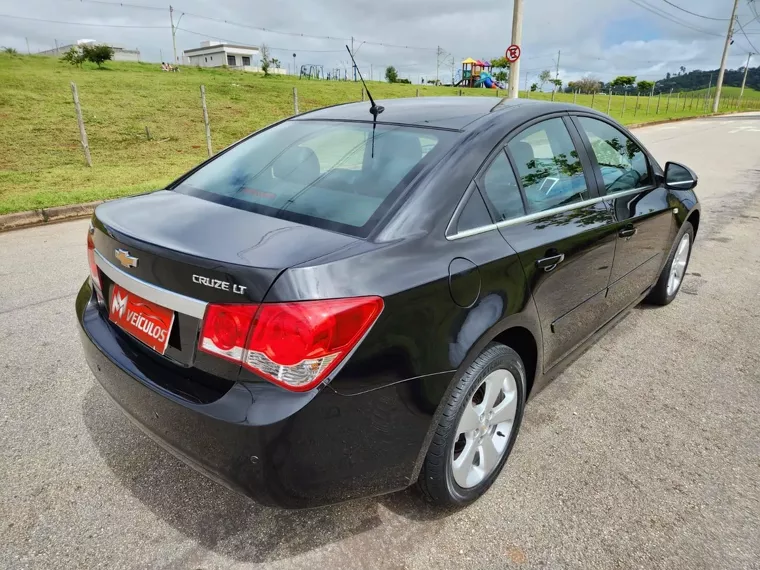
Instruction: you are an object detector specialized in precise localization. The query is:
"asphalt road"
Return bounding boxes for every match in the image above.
[2,113,760,570]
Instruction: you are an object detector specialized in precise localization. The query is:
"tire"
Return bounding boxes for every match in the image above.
[417,343,526,508]
[646,221,694,306]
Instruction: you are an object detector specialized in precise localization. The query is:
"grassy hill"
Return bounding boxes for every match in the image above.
[2,53,760,215]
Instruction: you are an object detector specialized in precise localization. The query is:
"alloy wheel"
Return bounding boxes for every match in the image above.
[667,233,690,296]
[451,369,518,488]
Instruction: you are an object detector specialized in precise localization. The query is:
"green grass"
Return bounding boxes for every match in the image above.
[2,53,760,215]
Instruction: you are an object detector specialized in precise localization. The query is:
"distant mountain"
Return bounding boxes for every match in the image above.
[650,65,760,93]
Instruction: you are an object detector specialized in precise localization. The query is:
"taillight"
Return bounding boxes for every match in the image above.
[198,304,258,363]
[87,223,101,290]
[198,297,383,392]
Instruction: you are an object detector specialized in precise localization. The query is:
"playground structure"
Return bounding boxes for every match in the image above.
[454,58,507,89]
[299,64,324,80]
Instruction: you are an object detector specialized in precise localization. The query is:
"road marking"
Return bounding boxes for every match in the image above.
[728,125,760,134]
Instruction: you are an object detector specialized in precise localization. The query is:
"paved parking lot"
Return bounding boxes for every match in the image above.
[1,114,759,570]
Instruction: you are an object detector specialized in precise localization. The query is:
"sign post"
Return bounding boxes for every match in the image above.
[507,0,523,99]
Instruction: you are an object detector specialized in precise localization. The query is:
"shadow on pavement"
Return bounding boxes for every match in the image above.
[82,385,386,564]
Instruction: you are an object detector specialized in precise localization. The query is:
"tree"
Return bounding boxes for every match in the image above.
[271,57,281,69]
[636,80,654,93]
[61,46,85,67]
[260,44,271,76]
[550,78,562,90]
[2,47,18,55]
[666,72,671,80]
[490,56,509,84]
[530,83,538,92]
[385,65,398,83]
[538,69,552,90]
[679,66,686,75]
[82,44,114,68]
[572,76,603,94]
[610,75,636,90]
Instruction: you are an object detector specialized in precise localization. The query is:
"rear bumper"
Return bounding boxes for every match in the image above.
[76,280,443,508]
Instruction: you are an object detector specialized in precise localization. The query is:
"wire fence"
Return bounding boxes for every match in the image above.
[61,78,760,168]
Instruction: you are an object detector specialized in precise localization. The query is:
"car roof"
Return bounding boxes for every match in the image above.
[298,96,581,131]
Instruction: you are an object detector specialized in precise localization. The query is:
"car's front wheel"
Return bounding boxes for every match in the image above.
[417,343,526,507]
[646,221,694,306]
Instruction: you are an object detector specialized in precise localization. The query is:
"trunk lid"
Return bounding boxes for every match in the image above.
[93,190,359,304]
[90,190,359,386]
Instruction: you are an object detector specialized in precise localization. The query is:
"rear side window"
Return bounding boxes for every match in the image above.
[507,118,590,214]
[174,120,454,237]
[479,150,525,221]
[576,117,652,194]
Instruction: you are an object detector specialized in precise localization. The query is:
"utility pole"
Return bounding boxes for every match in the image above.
[713,0,740,113]
[170,5,177,65]
[524,70,528,92]
[555,49,561,83]
[740,52,754,99]
[25,37,30,54]
[351,37,356,81]
[436,46,441,85]
[707,73,713,112]
[507,0,523,99]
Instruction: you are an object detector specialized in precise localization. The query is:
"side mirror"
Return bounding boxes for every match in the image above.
[664,162,698,190]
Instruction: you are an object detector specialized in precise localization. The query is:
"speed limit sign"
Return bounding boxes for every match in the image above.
[506,45,521,63]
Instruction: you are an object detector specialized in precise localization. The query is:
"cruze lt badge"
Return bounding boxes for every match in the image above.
[193,274,247,295]
[115,249,138,269]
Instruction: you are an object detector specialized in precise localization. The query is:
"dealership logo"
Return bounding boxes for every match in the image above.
[111,291,128,319]
[115,249,138,269]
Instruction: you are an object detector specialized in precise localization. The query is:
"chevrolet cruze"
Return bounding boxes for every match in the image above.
[77,97,700,508]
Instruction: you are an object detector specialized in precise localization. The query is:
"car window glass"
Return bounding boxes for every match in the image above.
[173,121,455,237]
[479,150,525,221]
[457,186,493,232]
[507,118,589,214]
[577,117,652,194]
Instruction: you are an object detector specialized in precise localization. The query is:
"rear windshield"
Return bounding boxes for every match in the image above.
[173,119,456,237]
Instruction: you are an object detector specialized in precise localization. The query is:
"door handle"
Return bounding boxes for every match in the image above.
[536,253,565,272]
[619,226,637,238]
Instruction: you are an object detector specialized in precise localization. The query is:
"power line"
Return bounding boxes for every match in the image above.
[624,0,724,37]
[72,0,165,10]
[0,13,167,28]
[735,17,760,53]
[659,0,730,21]
[177,27,346,53]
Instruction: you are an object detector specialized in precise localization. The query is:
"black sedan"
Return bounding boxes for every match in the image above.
[76,97,700,508]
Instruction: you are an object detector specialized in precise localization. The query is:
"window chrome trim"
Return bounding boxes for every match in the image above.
[94,251,208,319]
[446,186,649,241]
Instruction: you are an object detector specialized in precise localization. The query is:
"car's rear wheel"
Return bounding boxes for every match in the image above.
[417,343,526,507]
[646,221,694,306]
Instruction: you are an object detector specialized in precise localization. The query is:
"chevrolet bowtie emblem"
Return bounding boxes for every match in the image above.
[115,249,138,269]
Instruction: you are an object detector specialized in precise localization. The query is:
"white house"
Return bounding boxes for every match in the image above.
[183,41,287,74]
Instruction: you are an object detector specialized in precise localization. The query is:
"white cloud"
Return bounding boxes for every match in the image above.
[1,0,758,84]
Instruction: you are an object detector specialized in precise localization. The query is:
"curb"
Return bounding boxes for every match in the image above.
[0,201,103,233]
[627,109,747,129]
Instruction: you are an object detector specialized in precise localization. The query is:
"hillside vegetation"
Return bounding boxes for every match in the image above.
[2,54,760,215]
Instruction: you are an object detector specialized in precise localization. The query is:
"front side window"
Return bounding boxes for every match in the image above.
[227,54,236,66]
[242,56,251,66]
[479,151,525,221]
[174,120,454,237]
[577,117,652,194]
[507,118,589,214]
